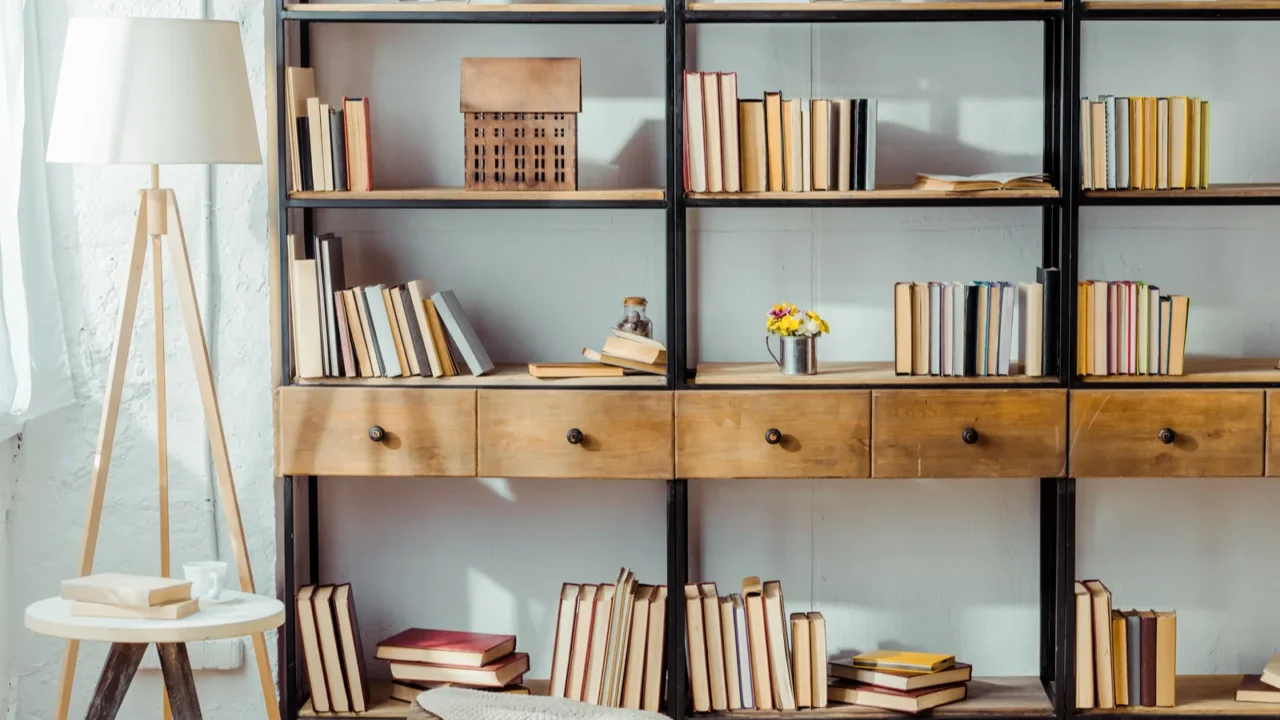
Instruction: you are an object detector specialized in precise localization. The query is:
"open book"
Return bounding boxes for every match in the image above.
[914,172,1051,192]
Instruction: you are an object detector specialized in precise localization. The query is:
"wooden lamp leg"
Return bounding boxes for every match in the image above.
[164,191,282,720]
[53,197,151,720]
[151,166,175,720]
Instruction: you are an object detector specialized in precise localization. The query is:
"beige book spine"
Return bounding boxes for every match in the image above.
[720,599,742,710]
[685,584,711,713]
[791,613,812,708]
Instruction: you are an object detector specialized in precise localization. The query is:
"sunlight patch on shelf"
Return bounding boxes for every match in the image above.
[478,477,518,502]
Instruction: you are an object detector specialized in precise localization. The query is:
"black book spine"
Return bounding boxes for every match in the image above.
[297,117,314,192]
[854,99,869,191]
[964,285,979,377]
[1038,267,1060,376]
[330,108,348,191]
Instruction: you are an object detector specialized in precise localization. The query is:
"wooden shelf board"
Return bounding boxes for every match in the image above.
[1083,184,1280,199]
[289,188,665,202]
[1084,0,1280,10]
[688,1,1061,12]
[688,186,1059,201]
[697,677,1052,719]
[285,3,665,14]
[1081,675,1279,716]
[295,363,668,388]
[693,362,1056,386]
[1077,357,1280,385]
[299,680,551,718]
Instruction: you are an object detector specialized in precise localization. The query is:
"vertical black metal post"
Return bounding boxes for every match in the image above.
[1055,478,1077,720]
[667,479,689,720]
[670,0,688,388]
[1062,0,1081,388]
[1039,477,1055,691]
[279,477,298,720]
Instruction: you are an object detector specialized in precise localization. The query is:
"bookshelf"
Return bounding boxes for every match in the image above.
[271,1,1280,720]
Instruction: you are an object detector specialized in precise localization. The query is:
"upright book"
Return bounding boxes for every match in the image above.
[433,290,495,376]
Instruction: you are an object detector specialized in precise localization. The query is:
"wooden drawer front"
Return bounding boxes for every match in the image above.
[1264,390,1278,477]
[675,391,871,479]
[1070,390,1264,478]
[275,387,476,477]
[872,390,1067,478]
[477,390,673,479]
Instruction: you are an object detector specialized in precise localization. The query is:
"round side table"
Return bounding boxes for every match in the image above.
[26,591,284,720]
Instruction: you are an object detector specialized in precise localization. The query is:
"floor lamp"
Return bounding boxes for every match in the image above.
[45,18,278,720]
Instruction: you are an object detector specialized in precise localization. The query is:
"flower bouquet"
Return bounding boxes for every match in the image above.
[766,304,829,375]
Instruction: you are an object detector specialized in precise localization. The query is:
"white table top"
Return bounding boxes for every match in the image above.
[26,591,284,644]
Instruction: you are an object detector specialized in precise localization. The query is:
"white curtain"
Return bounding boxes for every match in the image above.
[0,0,73,440]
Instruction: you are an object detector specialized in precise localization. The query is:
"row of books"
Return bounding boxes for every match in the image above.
[1074,579,1176,709]
[893,269,1058,377]
[829,651,973,713]
[1080,95,1210,191]
[297,585,371,713]
[1075,281,1189,377]
[378,629,529,693]
[288,234,494,379]
[285,67,374,193]
[548,568,667,711]
[685,577,827,712]
[684,71,878,194]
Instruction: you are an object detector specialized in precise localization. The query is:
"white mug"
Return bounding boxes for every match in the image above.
[183,561,228,601]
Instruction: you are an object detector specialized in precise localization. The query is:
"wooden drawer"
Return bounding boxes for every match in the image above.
[1265,390,1278,477]
[477,390,673,479]
[275,387,476,477]
[1070,390,1265,478]
[872,390,1067,478]
[675,391,871,479]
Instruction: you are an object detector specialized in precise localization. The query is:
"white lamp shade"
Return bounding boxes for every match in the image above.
[46,17,260,165]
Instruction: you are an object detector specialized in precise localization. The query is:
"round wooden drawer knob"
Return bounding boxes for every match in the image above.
[566,428,584,445]
[1158,427,1176,444]
[765,428,783,445]
[368,426,386,443]
[961,427,980,445]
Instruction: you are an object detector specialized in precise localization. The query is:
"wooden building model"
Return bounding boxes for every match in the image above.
[461,57,581,191]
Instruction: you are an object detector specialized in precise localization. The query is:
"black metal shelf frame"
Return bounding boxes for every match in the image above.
[272,1,1274,719]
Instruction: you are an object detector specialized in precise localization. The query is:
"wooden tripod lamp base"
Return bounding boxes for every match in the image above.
[53,174,280,720]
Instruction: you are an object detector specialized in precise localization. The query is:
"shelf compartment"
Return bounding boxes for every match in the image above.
[293,363,668,388]
[287,188,667,209]
[686,187,1059,207]
[693,676,1052,718]
[1075,357,1280,386]
[1081,184,1280,205]
[692,362,1059,387]
[686,1,1062,22]
[1079,675,1280,716]
[1083,1,1280,19]
[282,3,667,24]
[299,680,551,718]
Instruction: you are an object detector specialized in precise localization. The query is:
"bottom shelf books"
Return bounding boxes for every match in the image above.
[377,628,528,688]
[548,567,668,711]
[1075,578,1177,709]
[297,584,371,714]
[1076,281,1189,377]
[829,651,972,714]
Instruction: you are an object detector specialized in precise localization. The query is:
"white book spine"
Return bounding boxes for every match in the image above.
[940,283,952,376]
[865,99,877,191]
[734,604,754,709]
[999,283,1015,376]
[685,73,707,193]
[1115,98,1129,190]
[801,107,812,193]
[929,284,941,376]
[1104,95,1117,190]
[952,282,965,377]
[1080,98,1092,190]
[720,73,740,193]
[1148,287,1160,377]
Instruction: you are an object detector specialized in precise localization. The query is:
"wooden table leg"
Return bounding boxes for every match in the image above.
[85,643,146,720]
[156,643,203,720]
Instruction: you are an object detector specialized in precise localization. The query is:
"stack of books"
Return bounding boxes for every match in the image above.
[547,568,667,711]
[894,269,1058,377]
[285,67,374,192]
[528,330,667,380]
[289,233,494,380]
[1236,655,1280,703]
[376,629,530,702]
[1075,281,1189,376]
[1074,579,1177,709]
[685,577,828,712]
[829,651,972,713]
[296,585,371,713]
[61,573,198,620]
[683,71,878,193]
[1080,95,1209,191]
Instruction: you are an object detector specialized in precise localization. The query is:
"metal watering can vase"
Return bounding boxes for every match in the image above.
[767,335,818,375]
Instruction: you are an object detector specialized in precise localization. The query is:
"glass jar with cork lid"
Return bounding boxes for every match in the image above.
[615,296,653,338]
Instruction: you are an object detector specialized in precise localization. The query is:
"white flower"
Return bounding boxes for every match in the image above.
[805,319,821,336]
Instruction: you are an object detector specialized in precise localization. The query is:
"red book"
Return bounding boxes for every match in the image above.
[377,629,516,668]
[389,652,530,688]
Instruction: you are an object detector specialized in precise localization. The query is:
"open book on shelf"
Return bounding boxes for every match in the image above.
[913,172,1051,192]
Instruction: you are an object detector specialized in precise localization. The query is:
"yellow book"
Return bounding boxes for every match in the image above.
[1199,102,1210,188]
[1188,98,1201,190]
[1129,100,1143,189]
[850,650,954,673]
[1169,97,1188,190]
[1112,610,1129,706]
[1077,282,1088,376]
[1143,97,1157,190]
